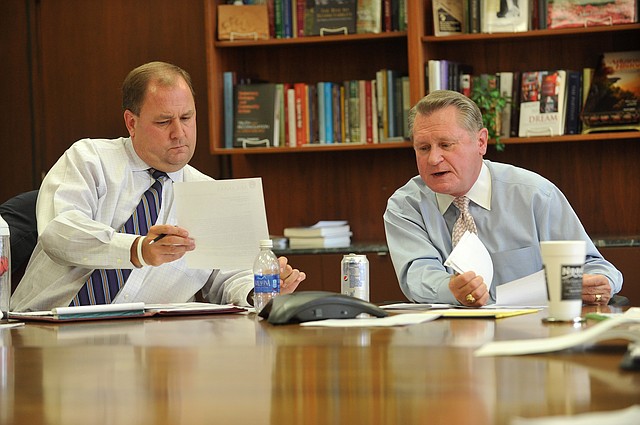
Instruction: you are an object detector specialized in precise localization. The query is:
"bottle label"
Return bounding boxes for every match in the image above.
[254,274,280,294]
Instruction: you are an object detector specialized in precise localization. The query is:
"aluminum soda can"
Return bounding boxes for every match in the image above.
[341,253,369,301]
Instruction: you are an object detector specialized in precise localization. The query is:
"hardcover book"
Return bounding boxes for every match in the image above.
[234,84,280,148]
[563,70,583,134]
[547,0,638,30]
[306,0,357,36]
[223,71,237,149]
[518,70,568,137]
[581,50,640,133]
[481,0,530,33]
[357,0,382,33]
[432,0,465,36]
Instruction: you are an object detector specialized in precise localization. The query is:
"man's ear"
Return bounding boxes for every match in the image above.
[477,128,489,155]
[123,110,137,137]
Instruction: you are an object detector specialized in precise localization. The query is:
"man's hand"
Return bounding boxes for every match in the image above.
[449,271,489,307]
[131,224,195,267]
[582,274,612,305]
[278,256,306,295]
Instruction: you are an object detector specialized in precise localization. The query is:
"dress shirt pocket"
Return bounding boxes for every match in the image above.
[491,245,542,284]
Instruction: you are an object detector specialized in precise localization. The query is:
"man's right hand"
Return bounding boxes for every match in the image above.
[136,224,195,267]
[449,271,489,307]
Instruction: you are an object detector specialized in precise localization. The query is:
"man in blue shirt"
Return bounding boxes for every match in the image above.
[384,90,622,306]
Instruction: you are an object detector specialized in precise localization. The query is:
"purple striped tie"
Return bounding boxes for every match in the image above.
[71,169,168,306]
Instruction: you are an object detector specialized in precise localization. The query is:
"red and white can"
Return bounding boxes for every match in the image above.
[341,253,369,301]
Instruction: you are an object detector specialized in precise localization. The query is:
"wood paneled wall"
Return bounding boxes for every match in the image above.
[0,0,222,204]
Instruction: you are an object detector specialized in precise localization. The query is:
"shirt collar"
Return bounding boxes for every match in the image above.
[436,162,492,214]
[125,137,184,182]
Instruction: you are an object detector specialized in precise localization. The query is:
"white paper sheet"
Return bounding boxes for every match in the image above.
[475,308,640,357]
[445,230,494,289]
[495,269,548,307]
[299,313,441,327]
[511,405,640,425]
[174,178,269,270]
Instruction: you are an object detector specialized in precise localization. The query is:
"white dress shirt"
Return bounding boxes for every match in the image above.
[11,137,253,311]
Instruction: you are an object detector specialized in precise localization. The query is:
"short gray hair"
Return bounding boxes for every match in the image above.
[407,90,483,141]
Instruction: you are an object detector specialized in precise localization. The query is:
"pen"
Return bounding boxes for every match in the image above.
[148,234,167,245]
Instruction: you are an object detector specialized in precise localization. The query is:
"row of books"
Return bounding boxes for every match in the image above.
[217,0,407,41]
[426,50,640,137]
[432,0,638,36]
[226,69,410,148]
[283,221,352,249]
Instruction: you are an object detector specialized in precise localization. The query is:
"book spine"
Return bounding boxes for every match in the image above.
[282,0,293,38]
[386,70,396,137]
[296,0,305,37]
[510,71,521,137]
[223,71,236,149]
[342,81,351,143]
[469,0,480,33]
[274,0,284,38]
[324,82,333,143]
[376,70,387,140]
[371,79,380,143]
[287,87,297,147]
[401,76,410,139]
[294,83,306,145]
[332,83,341,143]
[383,0,392,32]
[563,70,582,135]
[348,80,360,144]
[317,82,326,143]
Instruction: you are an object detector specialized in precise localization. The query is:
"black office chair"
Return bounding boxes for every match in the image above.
[0,190,39,293]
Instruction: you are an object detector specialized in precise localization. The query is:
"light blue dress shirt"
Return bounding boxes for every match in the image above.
[383,160,623,304]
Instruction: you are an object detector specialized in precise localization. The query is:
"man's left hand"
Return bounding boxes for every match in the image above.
[582,274,612,305]
[278,256,306,294]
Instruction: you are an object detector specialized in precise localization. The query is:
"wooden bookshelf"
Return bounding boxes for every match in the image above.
[204,0,410,155]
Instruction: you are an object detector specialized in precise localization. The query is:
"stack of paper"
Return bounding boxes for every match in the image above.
[284,220,352,249]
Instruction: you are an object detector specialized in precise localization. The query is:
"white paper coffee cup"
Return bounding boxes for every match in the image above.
[540,241,586,321]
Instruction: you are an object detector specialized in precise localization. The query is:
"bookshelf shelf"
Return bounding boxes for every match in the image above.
[211,141,413,155]
[495,131,640,146]
[423,23,640,43]
[216,31,407,48]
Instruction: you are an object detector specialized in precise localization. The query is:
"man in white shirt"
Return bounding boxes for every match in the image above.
[11,61,305,311]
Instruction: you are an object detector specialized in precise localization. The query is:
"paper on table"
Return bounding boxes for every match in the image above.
[299,313,441,327]
[444,231,493,289]
[511,405,640,425]
[175,178,269,270]
[495,269,548,307]
[474,307,640,357]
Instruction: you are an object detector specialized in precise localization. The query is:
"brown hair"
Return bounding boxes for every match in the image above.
[122,61,195,115]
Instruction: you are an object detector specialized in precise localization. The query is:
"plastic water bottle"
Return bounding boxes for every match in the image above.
[253,239,280,313]
[0,214,10,319]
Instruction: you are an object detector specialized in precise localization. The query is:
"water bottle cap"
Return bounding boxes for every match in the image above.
[259,239,273,248]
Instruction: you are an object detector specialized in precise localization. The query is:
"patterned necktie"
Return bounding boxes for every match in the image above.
[71,169,168,306]
[451,196,477,247]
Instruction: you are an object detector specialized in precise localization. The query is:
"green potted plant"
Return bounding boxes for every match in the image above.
[470,78,510,151]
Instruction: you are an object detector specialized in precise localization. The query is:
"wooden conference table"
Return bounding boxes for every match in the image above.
[1,303,638,425]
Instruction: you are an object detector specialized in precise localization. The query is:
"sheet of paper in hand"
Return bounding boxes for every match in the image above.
[444,230,494,289]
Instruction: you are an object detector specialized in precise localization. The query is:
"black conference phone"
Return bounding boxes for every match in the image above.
[258,291,388,325]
